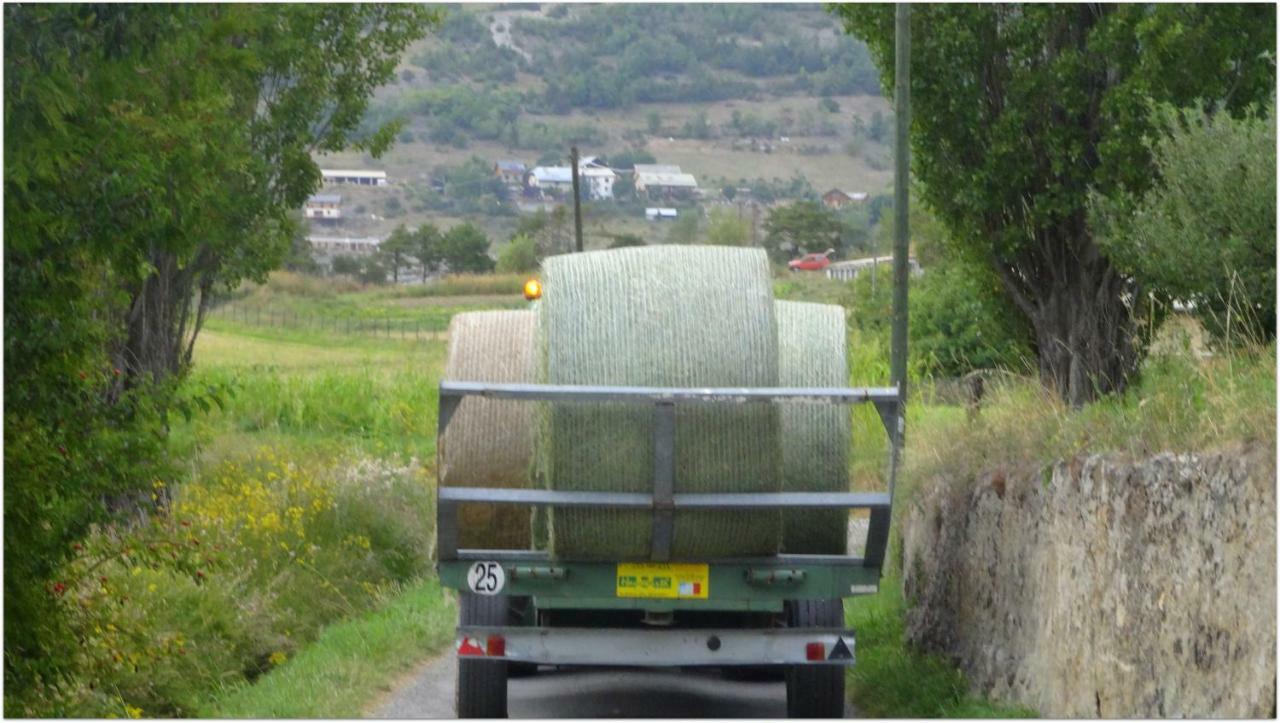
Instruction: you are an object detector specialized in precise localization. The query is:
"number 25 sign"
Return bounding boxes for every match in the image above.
[467,561,505,595]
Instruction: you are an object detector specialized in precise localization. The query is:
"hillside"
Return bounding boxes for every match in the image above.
[315,3,893,245]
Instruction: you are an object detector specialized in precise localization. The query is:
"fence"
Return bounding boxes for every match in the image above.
[207,302,448,341]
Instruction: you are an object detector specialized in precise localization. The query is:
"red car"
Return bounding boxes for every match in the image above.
[788,250,834,271]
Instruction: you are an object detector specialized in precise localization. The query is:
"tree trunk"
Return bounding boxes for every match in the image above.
[998,230,1142,407]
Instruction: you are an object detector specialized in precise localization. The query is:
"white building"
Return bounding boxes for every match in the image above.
[526,166,574,196]
[645,207,679,221]
[825,255,922,281]
[307,235,382,256]
[320,169,388,186]
[304,194,342,220]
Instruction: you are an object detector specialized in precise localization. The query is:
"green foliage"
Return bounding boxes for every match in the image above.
[16,451,438,717]
[3,4,434,693]
[763,201,849,261]
[1092,101,1276,345]
[439,224,496,274]
[844,578,1038,718]
[836,3,1276,405]
[910,263,1035,378]
[205,579,455,718]
[331,256,363,277]
[605,149,657,170]
[664,212,702,245]
[607,233,647,249]
[496,234,541,273]
[379,225,416,282]
[704,207,751,246]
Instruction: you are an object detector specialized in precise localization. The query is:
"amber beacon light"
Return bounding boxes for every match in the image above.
[523,278,543,301]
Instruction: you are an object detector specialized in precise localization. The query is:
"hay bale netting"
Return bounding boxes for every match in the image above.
[441,310,537,550]
[775,300,851,554]
[537,246,783,560]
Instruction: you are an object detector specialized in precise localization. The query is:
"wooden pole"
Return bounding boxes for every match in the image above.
[570,145,584,253]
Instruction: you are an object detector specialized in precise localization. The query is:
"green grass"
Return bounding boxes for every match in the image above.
[844,577,1037,718]
[202,578,457,718]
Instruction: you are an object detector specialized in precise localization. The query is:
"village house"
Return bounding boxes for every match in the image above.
[526,166,574,198]
[320,169,388,186]
[493,160,527,187]
[579,157,617,200]
[634,164,699,200]
[304,194,342,222]
[822,188,869,210]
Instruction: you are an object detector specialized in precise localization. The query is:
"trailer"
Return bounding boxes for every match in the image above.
[435,380,902,718]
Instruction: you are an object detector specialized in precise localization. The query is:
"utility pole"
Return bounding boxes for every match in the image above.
[890,3,911,407]
[865,2,910,579]
[570,145,584,253]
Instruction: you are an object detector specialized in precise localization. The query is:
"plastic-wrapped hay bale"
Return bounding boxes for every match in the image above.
[538,246,783,560]
[776,300,851,554]
[441,310,536,550]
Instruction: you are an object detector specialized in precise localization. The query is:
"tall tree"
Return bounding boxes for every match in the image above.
[835,4,1275,405]
[439,224,496,273]
[764,201,848,261]
[412,223,444,282]
[3,4,435,692]
[381,225,416,283]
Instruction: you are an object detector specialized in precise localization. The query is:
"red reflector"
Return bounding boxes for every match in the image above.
[457,637,485,656]
[806,642,826,661]
[486,635,505,657]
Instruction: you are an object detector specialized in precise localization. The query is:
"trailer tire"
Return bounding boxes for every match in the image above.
[456,593,508,718]
[785,599,845,718]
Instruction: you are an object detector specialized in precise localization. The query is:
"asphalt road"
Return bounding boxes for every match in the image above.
[371,653,849,718]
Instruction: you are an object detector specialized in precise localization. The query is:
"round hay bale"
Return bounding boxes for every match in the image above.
[537,246,782,560]
[776,300,851,554]
[441,310,537,550]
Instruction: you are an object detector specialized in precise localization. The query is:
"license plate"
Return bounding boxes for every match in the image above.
[615,563,709,599]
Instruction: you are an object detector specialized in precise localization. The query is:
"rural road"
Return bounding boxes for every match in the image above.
[372,654,850,718]
[372,520,868,718]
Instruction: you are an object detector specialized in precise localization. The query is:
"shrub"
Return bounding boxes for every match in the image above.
[496,234,540,273]
[1093,101,1276,345]
[20,450,435,717]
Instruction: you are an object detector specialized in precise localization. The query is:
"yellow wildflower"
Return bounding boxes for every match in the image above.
[268,651,288,666]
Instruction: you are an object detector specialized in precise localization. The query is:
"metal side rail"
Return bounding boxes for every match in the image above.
[455,626,856,667]
[436,381,903,570]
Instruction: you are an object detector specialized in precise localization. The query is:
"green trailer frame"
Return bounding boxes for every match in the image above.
[435,380,901,612]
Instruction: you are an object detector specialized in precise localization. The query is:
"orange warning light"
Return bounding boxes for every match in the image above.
[523,278,543,301]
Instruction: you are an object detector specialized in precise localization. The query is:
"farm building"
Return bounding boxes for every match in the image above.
[304,194,342,221]
[493,160,527,186]
[307,235,382,256]
[527,166,574,198]
[634,164,699,199]
[822,188,869,210]
[320,169,388,186]
[645,207,679,221]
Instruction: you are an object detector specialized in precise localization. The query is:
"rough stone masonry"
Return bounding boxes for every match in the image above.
[901,444,1275,717]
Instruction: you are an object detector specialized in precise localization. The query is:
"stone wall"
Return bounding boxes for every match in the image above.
[901,444,1275,717]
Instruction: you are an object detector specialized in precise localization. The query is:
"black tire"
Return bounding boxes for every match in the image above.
[456,593,508,718]
[785,599,846,718]
[506,596,538,678]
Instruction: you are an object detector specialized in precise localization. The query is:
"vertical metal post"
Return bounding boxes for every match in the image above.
[570,145,584,253]
[866,2,910,573]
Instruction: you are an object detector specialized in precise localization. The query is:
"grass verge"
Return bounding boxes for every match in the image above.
[202,578,456,718]
[845,576,1036,718]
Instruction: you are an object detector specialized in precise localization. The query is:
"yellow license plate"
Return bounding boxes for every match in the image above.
[615,563,709,599]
